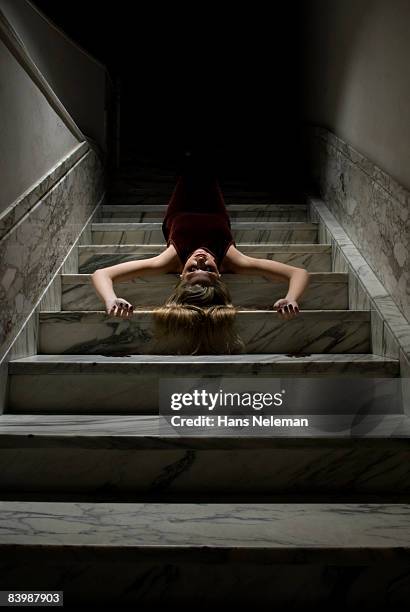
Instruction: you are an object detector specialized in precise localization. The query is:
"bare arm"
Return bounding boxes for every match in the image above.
[226,246,310,319]
[91,249,175,317]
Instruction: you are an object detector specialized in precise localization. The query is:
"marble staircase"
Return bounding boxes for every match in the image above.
[2,169,410,606]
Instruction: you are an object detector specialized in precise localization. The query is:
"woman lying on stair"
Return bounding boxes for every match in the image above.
[91,156,310,355]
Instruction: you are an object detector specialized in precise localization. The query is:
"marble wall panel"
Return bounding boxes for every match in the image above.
[0,147,104,363]
[309,197,410,378]
[0,143,88,241]
[308,126,410,323]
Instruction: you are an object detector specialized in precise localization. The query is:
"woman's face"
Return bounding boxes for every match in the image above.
[180,249,221,285]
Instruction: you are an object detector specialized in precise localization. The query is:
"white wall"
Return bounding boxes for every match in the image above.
[304,0,410,191]
[0,39,80,215]
[0,0,107,150]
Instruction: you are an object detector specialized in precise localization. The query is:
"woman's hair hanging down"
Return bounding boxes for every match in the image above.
[149,276,245,355]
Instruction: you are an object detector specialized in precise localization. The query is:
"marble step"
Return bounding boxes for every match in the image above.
[0,415,409,492]
[99,203,308,222]
[7,354,399,414]
[37,310,371,355]
[91,221,318,245]
[60,272,347,311]
[2,503,410,607]
[78,243,332,274]
[2,500,410,558]
[0,414,409,497]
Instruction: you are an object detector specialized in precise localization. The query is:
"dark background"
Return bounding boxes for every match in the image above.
[32,1,309,190]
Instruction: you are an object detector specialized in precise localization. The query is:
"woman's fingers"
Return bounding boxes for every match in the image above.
[116,303,133,318]
[278,305,292,320]
[107,300,134,318]
[276,301,300,320]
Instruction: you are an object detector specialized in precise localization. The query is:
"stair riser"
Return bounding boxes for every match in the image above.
[110,196,292,205]
[61,278,348,310]
[2,555,410,608]
[99,212,308,222]
[91,224,318,247]
[38,313,370,355]
[109,194,307,205]
[0,444,409,494]
[109,186,285,195]
[102,204,307,211]
[101,203,308,220]
[79,251,331,274]
[9,366,397,413]
[108,189,297,200]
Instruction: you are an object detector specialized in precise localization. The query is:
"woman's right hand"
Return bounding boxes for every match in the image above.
[105,297,134,318]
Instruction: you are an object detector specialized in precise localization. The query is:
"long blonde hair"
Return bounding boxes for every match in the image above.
[149,277,245,355]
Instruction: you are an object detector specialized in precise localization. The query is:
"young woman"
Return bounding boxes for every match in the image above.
[92,164,310,354]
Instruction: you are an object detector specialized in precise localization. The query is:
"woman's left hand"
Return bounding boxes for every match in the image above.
[273,298,300,320]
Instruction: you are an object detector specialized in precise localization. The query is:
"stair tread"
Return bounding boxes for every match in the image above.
[92,221,317,229]
[1,501,410,558]
[102,204,308,211]
[39,309,370,319]
[10,353,398,365]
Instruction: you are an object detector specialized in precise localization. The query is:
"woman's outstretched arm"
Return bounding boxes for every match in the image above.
[225,247,310,320]
[91,249,175,317]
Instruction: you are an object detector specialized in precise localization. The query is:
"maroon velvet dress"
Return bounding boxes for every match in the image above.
[162,175,236,268]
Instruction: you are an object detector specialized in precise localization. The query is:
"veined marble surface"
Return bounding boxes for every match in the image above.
[0,148,104,362]
[7,353,400,413]
[8,352,400,375]
[0,143,88,241]
[310,197,410,382]
[309,126,410,324]
[37,310,370,355]
[60,272,348,311]
[91,222,318,245]
[78,243,332,274]
[3,501,410,606]
[1,418,410,496]
[1,501,410,555]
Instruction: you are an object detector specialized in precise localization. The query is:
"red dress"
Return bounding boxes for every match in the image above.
[162,175,236,268]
